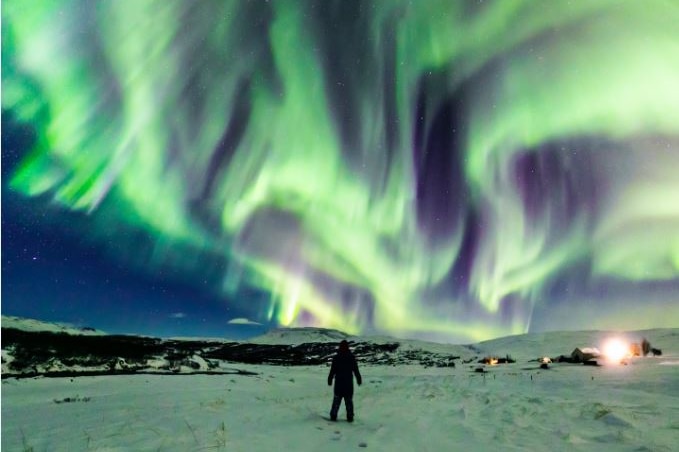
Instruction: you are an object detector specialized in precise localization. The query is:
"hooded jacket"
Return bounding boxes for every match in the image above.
[327,342,362,395]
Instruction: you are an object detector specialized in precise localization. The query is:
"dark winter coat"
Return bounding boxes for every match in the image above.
[328,350,362,396]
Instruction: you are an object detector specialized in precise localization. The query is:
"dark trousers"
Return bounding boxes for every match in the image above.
[330,393,354,420]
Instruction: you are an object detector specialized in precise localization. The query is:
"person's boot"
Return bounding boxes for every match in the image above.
[330,395,341,421]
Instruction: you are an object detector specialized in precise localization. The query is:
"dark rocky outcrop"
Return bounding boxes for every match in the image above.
[1,328,461,378]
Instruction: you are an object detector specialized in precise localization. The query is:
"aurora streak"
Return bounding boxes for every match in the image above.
[3,0,679,342]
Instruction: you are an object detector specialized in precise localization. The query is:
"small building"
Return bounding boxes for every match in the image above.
[571,347,601,363]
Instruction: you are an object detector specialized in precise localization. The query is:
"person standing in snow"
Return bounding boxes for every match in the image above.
[327,340,362,422]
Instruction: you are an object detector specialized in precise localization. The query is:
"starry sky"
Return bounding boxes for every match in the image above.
[2,0,678,342]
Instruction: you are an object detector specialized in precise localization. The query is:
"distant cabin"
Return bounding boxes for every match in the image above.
[571,347,601,363]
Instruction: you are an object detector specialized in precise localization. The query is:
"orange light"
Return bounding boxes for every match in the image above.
[629,343,642,356]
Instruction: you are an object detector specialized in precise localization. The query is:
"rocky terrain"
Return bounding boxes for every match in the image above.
[1,321,466,378]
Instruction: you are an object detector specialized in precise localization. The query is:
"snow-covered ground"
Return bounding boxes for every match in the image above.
[2,326,678,451]
[1,315,106,336]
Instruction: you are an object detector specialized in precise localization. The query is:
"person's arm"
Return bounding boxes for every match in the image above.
[353,356,362,386]
[328,357,337,385]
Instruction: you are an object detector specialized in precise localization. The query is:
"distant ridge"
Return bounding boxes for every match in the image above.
[1,315,106,336]
[1,315,676,379]
[474,328,678,360]
[249,327,352,345]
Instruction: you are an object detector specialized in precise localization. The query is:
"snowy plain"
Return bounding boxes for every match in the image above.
[2,324,678,451]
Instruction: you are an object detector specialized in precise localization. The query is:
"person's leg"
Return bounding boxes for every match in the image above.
[330,394,342,421]
[345,394,354,422]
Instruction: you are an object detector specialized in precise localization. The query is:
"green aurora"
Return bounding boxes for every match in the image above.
[3,0,679,341]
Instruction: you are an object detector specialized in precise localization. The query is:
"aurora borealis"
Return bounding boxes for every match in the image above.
[3,0,679,342]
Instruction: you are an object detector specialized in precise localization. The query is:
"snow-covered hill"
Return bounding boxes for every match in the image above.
[249,327,352,345]
[474,328,677,361]
[1,315,106,336]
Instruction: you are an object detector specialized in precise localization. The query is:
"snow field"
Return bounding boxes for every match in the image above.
[3,355,678,451]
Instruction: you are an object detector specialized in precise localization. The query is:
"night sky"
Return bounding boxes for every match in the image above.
[2,1,678,343]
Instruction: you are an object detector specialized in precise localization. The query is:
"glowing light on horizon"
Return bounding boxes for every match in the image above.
[602,338,630,364]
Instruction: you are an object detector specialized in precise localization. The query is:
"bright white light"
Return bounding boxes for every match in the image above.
[602,338,629,363]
